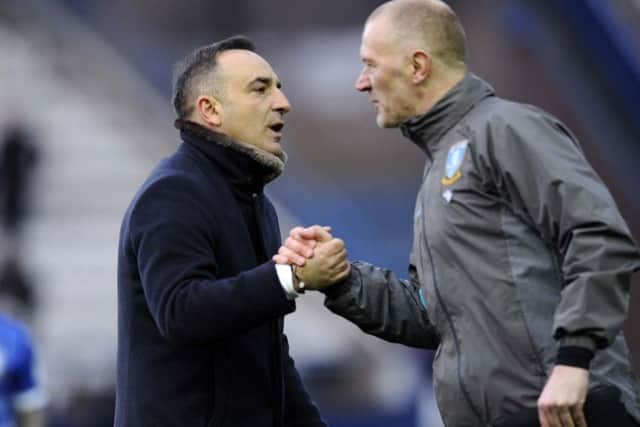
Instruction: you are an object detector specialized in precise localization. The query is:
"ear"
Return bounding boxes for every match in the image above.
[195,95,222,127]
[411,50,432,84]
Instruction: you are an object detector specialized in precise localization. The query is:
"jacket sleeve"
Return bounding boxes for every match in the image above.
[128,174,295,344]
[483,108,640,350]
[281,335,326,427]
[322,261,440,349]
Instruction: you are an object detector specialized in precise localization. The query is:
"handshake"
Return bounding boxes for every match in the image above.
[273,225,351,291]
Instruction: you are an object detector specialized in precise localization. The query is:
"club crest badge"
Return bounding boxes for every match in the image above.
[441,140,468,186]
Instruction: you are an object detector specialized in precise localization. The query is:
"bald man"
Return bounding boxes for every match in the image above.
[274,1,640,426]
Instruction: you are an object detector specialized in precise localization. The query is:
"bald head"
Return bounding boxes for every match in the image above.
[368,0,466,69]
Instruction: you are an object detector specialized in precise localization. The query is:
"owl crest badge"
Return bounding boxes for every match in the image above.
[441,139,468,186]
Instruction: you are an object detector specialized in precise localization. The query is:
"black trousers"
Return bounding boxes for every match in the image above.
[497,386,639,427]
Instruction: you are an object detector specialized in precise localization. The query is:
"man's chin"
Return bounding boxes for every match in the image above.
[376,115,400,129]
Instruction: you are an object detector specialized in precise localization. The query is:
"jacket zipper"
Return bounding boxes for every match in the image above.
[422,164,485,424]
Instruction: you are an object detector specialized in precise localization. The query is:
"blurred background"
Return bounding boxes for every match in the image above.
[0,0,639,425]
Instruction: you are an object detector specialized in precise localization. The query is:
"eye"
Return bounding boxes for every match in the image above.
[253,86,267,94]
[362,59,375,68]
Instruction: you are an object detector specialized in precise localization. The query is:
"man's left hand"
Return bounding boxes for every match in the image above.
[537,365,589,427]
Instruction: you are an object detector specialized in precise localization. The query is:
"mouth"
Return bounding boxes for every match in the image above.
[268,122,285,140]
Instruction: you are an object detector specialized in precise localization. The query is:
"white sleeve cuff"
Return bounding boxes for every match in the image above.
[275,264,299,300]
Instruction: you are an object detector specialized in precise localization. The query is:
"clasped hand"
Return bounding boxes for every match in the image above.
[273,225,350,290]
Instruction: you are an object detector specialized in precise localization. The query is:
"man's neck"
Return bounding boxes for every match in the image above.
[415,68,466,116]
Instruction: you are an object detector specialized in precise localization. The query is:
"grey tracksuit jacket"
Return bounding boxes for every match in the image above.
[323,74,640,426]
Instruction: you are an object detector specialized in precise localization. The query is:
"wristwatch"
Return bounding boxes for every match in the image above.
[291,265,305,294]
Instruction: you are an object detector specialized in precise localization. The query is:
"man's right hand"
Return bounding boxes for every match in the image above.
[296,236,350,290]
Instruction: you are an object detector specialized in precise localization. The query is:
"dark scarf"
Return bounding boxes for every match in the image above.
[174,119,287,184]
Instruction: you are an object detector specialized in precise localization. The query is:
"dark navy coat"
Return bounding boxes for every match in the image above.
[115,121,325,427]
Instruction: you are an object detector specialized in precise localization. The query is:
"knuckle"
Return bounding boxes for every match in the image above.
[290,227,302,236]
[283,247,295,256]
[538,400,551,409]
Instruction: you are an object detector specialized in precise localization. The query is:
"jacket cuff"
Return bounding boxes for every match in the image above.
[250,261,297,313]
[555,346,595,370]
[556,335,596,369]
[320,264,357,299]
[557,334,597,352]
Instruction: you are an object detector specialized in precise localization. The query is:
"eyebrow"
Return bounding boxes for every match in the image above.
[249,76,282,89]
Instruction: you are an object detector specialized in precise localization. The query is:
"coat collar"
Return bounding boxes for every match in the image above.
[400,73,494,158]
[175,120,286,194]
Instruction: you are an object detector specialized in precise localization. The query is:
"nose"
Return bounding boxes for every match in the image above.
[355,69,370,92]
[274,89,291,114]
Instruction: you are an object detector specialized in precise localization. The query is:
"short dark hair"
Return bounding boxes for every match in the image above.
[171,35,256,119]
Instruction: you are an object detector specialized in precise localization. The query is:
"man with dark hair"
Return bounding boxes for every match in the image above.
[274,1,640,426]
[115,35,346,426]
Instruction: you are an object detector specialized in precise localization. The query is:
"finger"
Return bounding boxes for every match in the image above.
[295,225,333,242]
[291,225,317,239]
[284,236,314,258]
[288,226,306,239]
[335,271,349,283]
[310,225,333,242]
[327,251,348,270]
[277,246,307,266]
[272,254,289,264]
[288,235,317,249]
[333,260,350,275]
[289,232,318,250]
[558,407,575,427]
[323,226,332,233]
[299,238,318,249]
[323,238,346,256]
[334,262,351,282]
[539,405,561,427]
[288,228,318,247]
[571,406,586,427]
[547,407,563,427]
[539,406,550,427]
